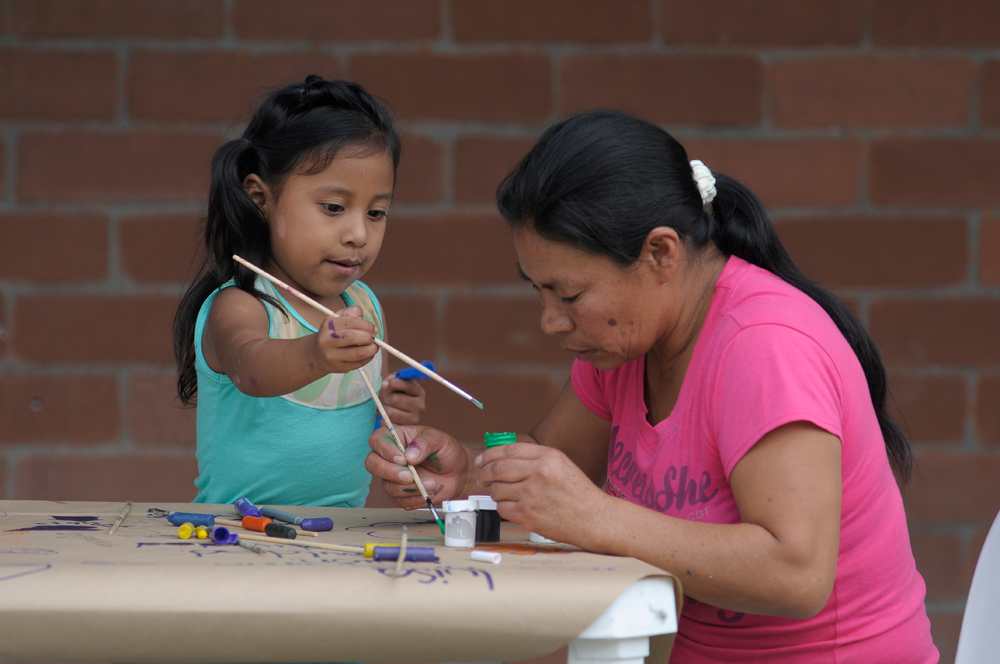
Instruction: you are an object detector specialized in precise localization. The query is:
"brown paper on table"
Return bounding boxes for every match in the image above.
[0,501,681,664]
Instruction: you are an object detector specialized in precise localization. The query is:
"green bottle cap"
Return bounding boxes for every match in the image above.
[484,432,517,448]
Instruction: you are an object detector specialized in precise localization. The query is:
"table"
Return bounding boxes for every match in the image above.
[0,501,679,664]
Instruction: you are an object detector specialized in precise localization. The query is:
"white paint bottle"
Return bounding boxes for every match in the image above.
[442,499,478,548]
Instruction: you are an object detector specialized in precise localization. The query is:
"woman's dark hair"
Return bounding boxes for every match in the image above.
[497,110,913,485]
[173,75,401,406]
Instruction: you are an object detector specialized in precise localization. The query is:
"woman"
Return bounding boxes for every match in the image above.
[365,110,937,662]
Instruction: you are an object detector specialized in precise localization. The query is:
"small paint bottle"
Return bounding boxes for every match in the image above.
[484,432,516,449]
[469,494,501,543]
[442,500,478,548]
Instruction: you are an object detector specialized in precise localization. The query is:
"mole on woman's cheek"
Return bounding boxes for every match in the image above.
[607,318,618,326]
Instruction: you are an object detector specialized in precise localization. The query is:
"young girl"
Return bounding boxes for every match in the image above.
[367,110,938,662]
[174,75,425,507]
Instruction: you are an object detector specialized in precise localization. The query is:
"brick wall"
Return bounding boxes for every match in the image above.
[0,2,997,661]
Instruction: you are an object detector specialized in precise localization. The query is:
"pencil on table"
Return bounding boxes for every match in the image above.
[108,501,132,535]
[232,255,483,409]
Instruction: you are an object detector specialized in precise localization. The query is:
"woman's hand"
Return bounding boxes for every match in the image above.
[380,373,426,425]
[314,306,379,374]
[365,426,478,509]
[477,443,610,548]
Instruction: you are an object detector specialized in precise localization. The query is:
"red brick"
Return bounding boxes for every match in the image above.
[0,50,116,121]
[455,137,539,203]
[0,293,7,361]
[0,213,108,281]
[129,51,340,123]
[445,297,568,364]
[0,376,119,445]
[234,0,439,41]
[0,134,4,198]
[889,375,966,444]
[928,612,962,664]
[560,55,762,126]
[394,135,445,204]
[774,217,967,288]
[975,376,1000,445]
[771,57,974,128]
[983,63,1000,129]
[0,456,5,497]
[979,216,1000,286]
[661,0,862,46]
[870,140,1000,206]
[872,0,1000,46]
[14,454,198,502]
[962,525,993,599]
[352,53,550,123]
[128,374,195,448]
[421,373,557,444]
[375,295,437,374]
[119,214,201,283]
[452,0,649,43]
[910,531,963,601]
[11,0,223,37]
[364,214,520,286]
[682,139,861,207]
[18,131,220,203]
[13,295,177,364]
[871,300,1000,366]
[904,452,1000,523]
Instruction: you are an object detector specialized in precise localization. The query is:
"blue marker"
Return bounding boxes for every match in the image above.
[375,361,436,432]
[260,506,334,532]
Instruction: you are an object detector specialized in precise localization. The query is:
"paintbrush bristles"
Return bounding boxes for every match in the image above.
[231,255,484,409]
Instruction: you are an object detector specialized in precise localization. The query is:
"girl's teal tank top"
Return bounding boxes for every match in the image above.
[192,276,383,507]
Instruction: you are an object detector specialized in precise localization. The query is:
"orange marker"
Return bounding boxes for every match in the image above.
[241,516,273,532]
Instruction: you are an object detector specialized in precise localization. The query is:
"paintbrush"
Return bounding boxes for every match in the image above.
[232,255,483,410]
[108,500,132,535]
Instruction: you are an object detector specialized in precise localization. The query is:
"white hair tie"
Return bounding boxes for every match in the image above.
[690,159,717,206]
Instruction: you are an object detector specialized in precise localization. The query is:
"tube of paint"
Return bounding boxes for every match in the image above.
[263,522,297,539]
[470,550,502,564]
[372,546,437,562]
[300,517,334,532]
[234,497,262,518]
[241,516,273,532]
[167,512,215,528]
[470,494,501,543]
[442,500,478,548]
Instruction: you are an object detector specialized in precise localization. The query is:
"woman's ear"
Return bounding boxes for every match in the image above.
[641,227,682,283]
[243,174,270,217]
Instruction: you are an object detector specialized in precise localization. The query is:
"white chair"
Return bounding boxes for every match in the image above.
[954,509,1000,664]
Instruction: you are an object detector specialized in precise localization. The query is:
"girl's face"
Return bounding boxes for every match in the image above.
[249,149,395,302]
[513,227,673,371]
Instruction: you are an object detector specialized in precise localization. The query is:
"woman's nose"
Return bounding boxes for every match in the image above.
[540,303,573,336]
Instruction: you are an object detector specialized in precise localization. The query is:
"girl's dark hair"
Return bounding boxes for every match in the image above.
[173,75,401,405]
[497,110,913,485]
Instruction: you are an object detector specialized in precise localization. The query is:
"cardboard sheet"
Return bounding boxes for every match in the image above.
[0,501,680,663]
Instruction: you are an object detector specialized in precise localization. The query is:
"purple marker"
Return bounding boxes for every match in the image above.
[372,546,437,562]
[210,527,238,545]
[234,497,261,518]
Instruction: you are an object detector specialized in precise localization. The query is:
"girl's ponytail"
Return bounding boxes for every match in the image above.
[708,174,913,485]
[497,109,914,485]
[173,75,400,405]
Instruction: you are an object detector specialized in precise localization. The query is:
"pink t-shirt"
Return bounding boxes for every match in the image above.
[572,256,937,663]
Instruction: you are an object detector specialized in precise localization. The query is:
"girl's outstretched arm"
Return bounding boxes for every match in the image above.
[202,285,378,397]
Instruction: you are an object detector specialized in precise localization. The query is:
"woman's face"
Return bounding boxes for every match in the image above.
[513,227,670,370]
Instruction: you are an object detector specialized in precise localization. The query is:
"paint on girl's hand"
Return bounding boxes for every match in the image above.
[403,488,417,494]
[328,320,342,339]
[427,452,443,472]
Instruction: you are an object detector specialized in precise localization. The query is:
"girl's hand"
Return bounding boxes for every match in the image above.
[315,306,379,374]
[365,426,478,509]
[380,373,426,425]
[477,443,609,548]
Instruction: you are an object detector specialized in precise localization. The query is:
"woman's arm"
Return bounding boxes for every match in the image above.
[203,286,378,397]
[480,420,842,619]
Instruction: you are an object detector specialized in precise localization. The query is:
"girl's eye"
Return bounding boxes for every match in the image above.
[367,210,388,221]
[322,203,344,214]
